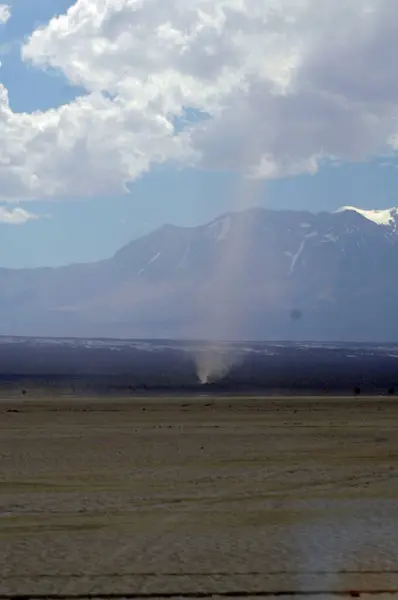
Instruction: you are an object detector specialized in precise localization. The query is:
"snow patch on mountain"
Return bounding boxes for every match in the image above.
[322,232,340,245]
[337,206,398,227]
[138,251,161,275]
[289,231,317,275]
[177,245,191,270]
[208,215,231,241]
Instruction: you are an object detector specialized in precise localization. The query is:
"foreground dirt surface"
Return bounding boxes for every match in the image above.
[1,395,398,599]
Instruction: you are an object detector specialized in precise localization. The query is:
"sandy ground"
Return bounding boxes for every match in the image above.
[1,395,398,599]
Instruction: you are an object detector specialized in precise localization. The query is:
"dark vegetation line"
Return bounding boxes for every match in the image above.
[0,590,396,599]
[4,570,398,578]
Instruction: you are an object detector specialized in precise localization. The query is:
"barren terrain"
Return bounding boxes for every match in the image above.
[1,395,398,599]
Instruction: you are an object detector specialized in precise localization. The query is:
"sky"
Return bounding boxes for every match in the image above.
[1,0,398,268]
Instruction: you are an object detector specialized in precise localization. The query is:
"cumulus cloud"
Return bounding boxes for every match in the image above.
[0,4,10,25]
[0,0,398,200]
[0,206,38,224]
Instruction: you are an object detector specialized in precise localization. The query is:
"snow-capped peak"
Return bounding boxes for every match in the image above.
[336,206,398,227]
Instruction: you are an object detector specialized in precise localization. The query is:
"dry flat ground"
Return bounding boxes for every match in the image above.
[1,395,398,599]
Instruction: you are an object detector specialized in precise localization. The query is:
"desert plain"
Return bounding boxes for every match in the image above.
[1,394,398,599]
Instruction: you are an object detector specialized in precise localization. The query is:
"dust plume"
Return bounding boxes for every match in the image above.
[195,346,239,385]
[194,177,263,384]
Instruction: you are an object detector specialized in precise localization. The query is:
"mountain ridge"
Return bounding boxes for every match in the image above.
[2,205,398,342]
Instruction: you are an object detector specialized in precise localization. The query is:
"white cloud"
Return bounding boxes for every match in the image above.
[0,0,398,200]
[0,206,38,224]
[0,4,10,25]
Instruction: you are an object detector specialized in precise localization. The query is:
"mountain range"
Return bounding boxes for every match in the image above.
[2,205,398,342]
